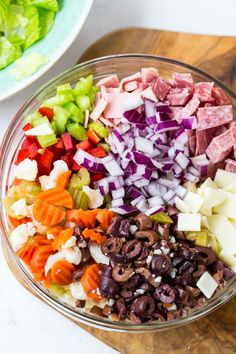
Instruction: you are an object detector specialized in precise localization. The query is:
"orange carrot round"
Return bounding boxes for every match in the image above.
[38,187,73,209]
[82,228,106,244]
[52,228,74,251]
[67,209,98,228]
[30,245,53,274]
[16,244,37,266]
[80,263,102,301]
[56,171,71,189]
[51,259,75,285]
[96,209,115,229]
[33,199,66,226]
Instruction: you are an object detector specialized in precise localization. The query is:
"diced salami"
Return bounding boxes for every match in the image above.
[175,96,200,119]
[230,126,236,159]
[172,72,193,88]
[187,130,196,156]
[195,125,227,155]
[206,129,233,163]
[225,159,236,174]
[197,105,233,130]
[212,87,231,105]
[97,74,119,88]
[207,161,225,179]
[142,86,158,102]
[141,67,159,83]
[194,82,214,102]
[167,87,192,106]
[151,78,170,101]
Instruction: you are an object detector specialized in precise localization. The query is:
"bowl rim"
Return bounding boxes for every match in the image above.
[0,0,94,102]
[1,53,236,332]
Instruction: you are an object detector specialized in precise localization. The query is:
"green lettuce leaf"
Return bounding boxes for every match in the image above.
[0,36,21,69]
[10,51,47,79]
[23,5,39,49]
[38,7,54,39]
[4,4,28,45]
[28,0,58,12]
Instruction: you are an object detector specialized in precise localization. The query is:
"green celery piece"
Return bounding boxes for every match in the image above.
[57,83,74,96]
[88,86,99,104]
[88,121,108,138]
[28,0,58,12]
[50,119,58,135]
[0,36,21,69]
[54,105,69,135]
[32,115,57,147]
[64,102,84,124]
[38,7,54,38]
[74,74,93,96]
[150,212,173,224]
[23,5,40,49]
[68,168,90,190]
[76,95,91,112]
[10,51,47,80]
[67,122,87,141]
[26,109,42,123]
[44,93,74,107]
[69,188,89,210]
[98,143,110,152]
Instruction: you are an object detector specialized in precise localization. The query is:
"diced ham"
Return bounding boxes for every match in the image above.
[206,129,233,163]
[225,159,236,174]
[97,74,119,88]
[175,96,200,120]
[90,98,107,121]
[104,93,124,118]
[123,81,139,92]
[142,86,158,102]
[194,82,214,102]
[120,72,142,91]
[141,67,159,83]
[187,130,196,156]
[99,117,115,127]
[167,87,192,106]
[197,105,233,130]
[230,126,236,159]
[100,85,107,98]
[212,87,231,105]
[151,78,170,101]
[172,72,193,87]
[195,125,227,155]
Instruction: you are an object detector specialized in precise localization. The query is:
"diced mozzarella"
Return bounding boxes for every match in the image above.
[196,271,218,299]
[11,222,36,250]
[213,192,236,220]
[11,198,28,217]
[201,215,209,229]
[199,177,218,190]
[69,282,87,300]
[15,158,38,181]
[62,236,77,249]
[223,182,236,193]
[201,187,226,210]
[89,241,109,265]
[177,213,201,231]
[219,250,236,267]
[25,123,53,136]
[183,191,203,213]
[175,197,190,213]
[214,169,236,188]
[83,186,104,208]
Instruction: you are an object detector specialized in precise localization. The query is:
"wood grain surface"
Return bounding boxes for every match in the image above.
[77,27,236,354]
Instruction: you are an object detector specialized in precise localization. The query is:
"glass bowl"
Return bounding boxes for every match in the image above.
[1,54,236,332]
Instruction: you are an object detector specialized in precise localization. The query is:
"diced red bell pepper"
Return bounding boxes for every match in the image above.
[38,148,53,176]
[15,149,29,165]
[38,107,54,120]
[21,138,31,149]
[72,161,81,172]
[28,143,39,159]
[90,173,105,184]
[87,146,107,158]
[54,138,65,150]
[62,132,74,151]
[76,140,93,151]
[61,151,74,170]
[86,129,101,145]
[22,123,33,132]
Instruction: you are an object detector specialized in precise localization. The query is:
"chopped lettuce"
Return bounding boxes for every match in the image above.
[38,7,54,38]
[10,51,48,80]
[28,0,58,12]
[0,36,21,69]
[23,5,40,49]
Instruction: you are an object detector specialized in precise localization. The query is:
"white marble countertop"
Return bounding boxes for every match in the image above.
[1,0,236,353]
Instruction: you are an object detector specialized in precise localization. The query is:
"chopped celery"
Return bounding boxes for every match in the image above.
[74,74,93,96]
[67,123,87,141]
[32,115,57,147]
[32,115,49,127]
[44,93,74,107]
[56,83,74,96]
[150,212,173,224]
[88,121,109,138]
[88,86,99,104]
[64,102,84,124]
[69,188,89,209]
[68,168,90,190]
[26,110,43,124]
[54,106,69,135]
[76,95,91,112]
[98,143,110,152]
[50,119,58,135]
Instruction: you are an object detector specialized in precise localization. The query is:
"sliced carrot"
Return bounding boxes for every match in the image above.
[38,187,73,209]
[12,178,21,186]
[8,216,31,228]
[30,245,53,274]
[47,226,62,238]
[33,199,65,226]
[80,263,102,301]
[33,235,52,246]
[96,209,116,229]
[52,228,74,251]
[16,244,37,266]
[33,272,45,282]
[82,228,106,244]
[56,171,72,189]
[51,259,75,285]
[67,209,99,228]
[42,272,52,289]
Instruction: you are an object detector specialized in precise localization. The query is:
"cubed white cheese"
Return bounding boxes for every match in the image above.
[15,158,38,181]
[175,197,190,213]
[223,182,236,193]
[11,222,36,250]
[214,169,236,188]
[201,215,209,229]
[219,250,236,268]
[199,177,218,190]
[11,198,28,217]
[177,213,201,231]
[83,186,104,209]
[196,271,218,299]
[69,282,87,300]
[201,187,226,209]
[25,123,53,136]
[183,191,203,213]
[213,192,236,220]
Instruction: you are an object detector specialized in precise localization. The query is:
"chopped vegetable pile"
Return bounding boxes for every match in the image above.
[0,0,59,70]
[3,67,236,325]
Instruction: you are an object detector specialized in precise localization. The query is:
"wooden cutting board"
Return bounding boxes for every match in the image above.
[77,28,236,354]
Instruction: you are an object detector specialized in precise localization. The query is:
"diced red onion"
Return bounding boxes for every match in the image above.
[188,166,200,177]
[163,189,175,202]
[144,99,156,118]
[145,206,165,216]
[184,172,199,183]
[148,196,163,207]
[112,188,125,199]
[135,136,154,153]
[111,198,124,207]
[131,195,145,207]
[126,186,142,199]
[182,117,198,130]
[110,205,137,215]
[156,104,172,113]
[175,152,190,169]
[102,156,124,176]
[155,120,179,133]
[175,185,187,198]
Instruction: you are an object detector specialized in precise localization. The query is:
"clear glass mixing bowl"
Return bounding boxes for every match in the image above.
[1,54,236,332]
